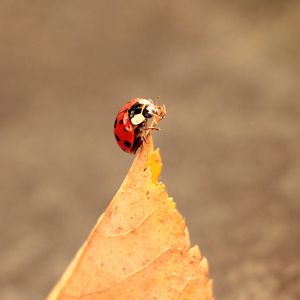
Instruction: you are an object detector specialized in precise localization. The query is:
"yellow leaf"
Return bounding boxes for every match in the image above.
[47,137,213,300]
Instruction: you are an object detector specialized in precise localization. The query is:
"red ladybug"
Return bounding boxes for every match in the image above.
[113,98,166,154]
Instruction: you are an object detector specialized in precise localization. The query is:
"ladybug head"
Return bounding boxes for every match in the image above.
[129,99,156,125]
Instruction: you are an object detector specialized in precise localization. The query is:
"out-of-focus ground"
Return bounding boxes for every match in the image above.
[1,1,300,299]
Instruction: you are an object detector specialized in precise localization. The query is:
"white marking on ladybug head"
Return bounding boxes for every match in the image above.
[145,103,156,116]
[137,98,152,106]
[131,113,145,125]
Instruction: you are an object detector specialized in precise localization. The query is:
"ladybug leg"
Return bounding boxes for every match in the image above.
[140,129,153,145]
[142,135,148,144]
[143,114,164,131]
[144,126,161,131]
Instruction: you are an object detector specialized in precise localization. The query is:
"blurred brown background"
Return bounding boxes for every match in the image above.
[1,1,300,299]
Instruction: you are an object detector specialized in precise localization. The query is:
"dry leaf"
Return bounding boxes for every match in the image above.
[47,137,213,300]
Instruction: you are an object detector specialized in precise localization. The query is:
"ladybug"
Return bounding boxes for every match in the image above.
[113,98,166,154]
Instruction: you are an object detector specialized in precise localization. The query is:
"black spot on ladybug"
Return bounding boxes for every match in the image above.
[114,118,117,128]
[124,140,132,148]
[115,134,120,142]
[119,119,124,125]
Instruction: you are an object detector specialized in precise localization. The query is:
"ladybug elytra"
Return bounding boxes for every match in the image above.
[113,98,166,154]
